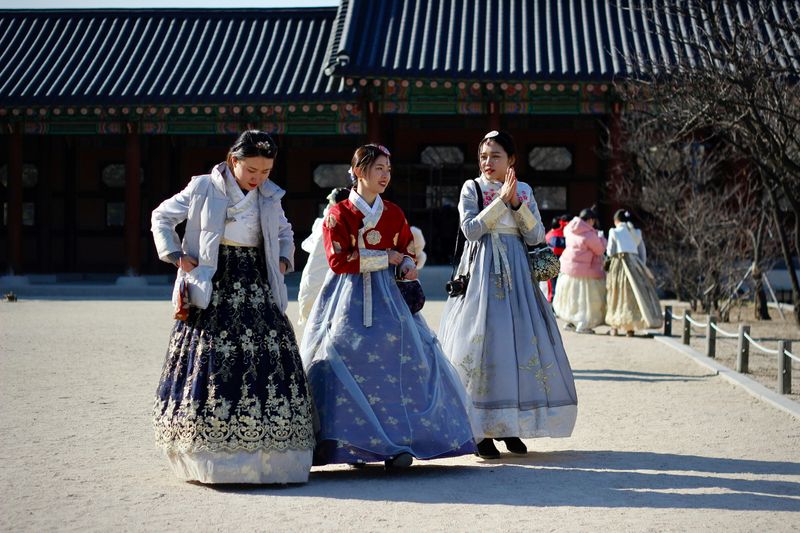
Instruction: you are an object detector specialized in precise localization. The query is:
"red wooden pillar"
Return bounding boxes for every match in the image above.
[488,100,501,131]
[366,100,381,143]
[124,123,141,276]
[7,124,23,274]
[607,101,623,216]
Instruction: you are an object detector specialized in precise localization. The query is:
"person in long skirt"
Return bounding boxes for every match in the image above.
[297,187,350,325]
[151,130,315,484]
[552,208,608,334]
[438,130,578,460]
[605,209,663,336]
[300,143,476,469]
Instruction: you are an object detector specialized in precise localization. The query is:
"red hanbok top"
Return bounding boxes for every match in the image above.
[322,196,416,275]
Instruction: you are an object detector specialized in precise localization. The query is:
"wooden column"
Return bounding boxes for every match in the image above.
[488,100,501,131]
[607,101,623,215]
[124,123,141,276]
[7,124,23,274]
[37,136,55,272]
[366,100,381,143]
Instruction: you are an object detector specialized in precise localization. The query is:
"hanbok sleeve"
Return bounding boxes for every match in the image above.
[606,230,617,256]
[151,177,197,263]
[637,230,647,265]
[511,187,545,245]
[396,217,416,259]
[395,215,417,273]
[459,180,505,242]
[276,203,295,272]
[322,205,388,274]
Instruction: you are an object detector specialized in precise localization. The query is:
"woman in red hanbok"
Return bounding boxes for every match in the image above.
[300,144,475,469]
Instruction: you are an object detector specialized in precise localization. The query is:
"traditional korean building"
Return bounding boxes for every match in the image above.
[2,1,792,278]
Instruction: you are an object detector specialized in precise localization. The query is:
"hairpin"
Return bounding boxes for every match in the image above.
[484,130,500,139]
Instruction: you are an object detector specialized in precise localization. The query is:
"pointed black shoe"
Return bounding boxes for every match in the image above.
[499,437,528,455]
[384,452,413,469]
[475,438,501,459]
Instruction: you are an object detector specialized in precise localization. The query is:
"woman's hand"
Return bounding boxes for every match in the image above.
[177,254,198,273]
[499,167,520,208]
[401,265,419,280]
[387,250,404,265]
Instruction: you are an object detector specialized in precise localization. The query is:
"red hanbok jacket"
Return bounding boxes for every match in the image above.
[322,197,416,274]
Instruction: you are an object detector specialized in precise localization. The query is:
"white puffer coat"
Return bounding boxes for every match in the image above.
[151,162,294,312]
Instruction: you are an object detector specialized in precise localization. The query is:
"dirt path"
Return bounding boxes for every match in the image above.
[1,300,798,532]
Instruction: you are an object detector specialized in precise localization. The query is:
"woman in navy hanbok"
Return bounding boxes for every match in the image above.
[151,131,314,484]
[300,144,475,468]
[439,131,578,459]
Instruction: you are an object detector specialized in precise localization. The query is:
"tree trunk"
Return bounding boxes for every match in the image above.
[752,215,770,320]
[768,186,800,327]
[752,267,771,320]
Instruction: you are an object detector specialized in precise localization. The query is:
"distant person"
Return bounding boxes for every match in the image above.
[605,209,663,336]
[297,187,350,325]
[544,214,569,302]
[553,208,607,334]
[150,130,314,484]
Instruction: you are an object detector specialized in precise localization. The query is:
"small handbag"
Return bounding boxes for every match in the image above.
[528,244,560,282]
[445,179,483,297]
[173,277,190,321]
[396,279,426,314]
[395,264,425,314]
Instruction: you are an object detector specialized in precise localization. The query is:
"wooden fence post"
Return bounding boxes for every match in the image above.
[778,341,792,395]
[706,316,716,358]
[664,306,672,336]
[682,311,692,345]
[736,324,750,373]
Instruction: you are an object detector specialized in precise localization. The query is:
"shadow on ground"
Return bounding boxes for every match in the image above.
[572,369,717,382]
[203,450,800,511]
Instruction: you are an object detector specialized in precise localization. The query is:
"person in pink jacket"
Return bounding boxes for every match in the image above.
[552,208,607,334]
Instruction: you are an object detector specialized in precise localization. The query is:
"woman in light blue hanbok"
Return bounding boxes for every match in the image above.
[300,144,476,469]
[439,131,578,460]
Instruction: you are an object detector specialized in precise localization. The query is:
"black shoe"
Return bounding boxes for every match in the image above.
[384,452,413,469]
[475,439,501,459]
[499,437,528,455]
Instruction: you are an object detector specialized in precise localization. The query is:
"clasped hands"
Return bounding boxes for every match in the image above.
[498,167,521,209]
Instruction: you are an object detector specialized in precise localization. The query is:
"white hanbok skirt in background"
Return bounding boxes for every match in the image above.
[605,253,662,331]
[552,273,607,331]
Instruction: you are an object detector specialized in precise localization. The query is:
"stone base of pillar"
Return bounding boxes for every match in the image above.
[115,275,148,287]
[0,275,30,287]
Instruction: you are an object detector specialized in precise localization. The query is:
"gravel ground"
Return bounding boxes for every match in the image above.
[1,299,799,532]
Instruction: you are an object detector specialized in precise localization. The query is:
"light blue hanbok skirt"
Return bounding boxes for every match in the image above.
[300,268,476,465]
[439,233,578,440]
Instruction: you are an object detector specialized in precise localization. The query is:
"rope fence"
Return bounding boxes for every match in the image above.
[663,305,797,395]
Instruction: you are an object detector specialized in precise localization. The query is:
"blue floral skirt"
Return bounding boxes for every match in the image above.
[153,245,314,483]
[301,269,476,466]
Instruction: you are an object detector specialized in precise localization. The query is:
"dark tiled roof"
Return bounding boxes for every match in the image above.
[0,8,354,106]
[325,0,800,82]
